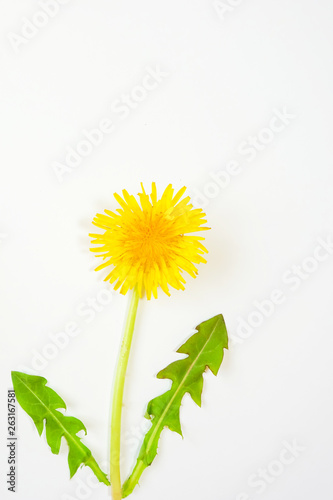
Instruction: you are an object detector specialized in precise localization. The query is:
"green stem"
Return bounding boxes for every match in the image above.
[110,286,140,500]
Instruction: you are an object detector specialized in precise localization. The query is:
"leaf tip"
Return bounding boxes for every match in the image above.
[11,370,22,385]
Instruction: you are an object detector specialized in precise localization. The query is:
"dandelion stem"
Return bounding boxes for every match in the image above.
[110,286,140,500]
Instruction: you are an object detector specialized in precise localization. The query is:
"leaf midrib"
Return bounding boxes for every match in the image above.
[17,375,86,459]
[145,317,220,457]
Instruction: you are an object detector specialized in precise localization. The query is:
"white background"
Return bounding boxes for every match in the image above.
[1,1,333,499]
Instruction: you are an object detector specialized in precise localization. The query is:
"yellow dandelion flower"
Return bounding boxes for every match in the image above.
[90,183,209,299]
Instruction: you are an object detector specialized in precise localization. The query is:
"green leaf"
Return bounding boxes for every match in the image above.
[11,371,110,486]
[122,313,228,497]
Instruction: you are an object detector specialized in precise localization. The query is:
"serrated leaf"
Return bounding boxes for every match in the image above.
[11,372,110,485]
[122,313,228,497]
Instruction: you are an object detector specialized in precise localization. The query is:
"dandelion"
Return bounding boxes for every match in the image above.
[90,183,209,299]
[90,183,209,500]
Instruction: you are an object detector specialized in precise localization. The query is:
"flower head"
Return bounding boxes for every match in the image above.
[90,183,209,299]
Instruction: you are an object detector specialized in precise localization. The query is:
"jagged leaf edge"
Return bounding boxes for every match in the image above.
[11,371,110,485]
[122,313,228,497]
